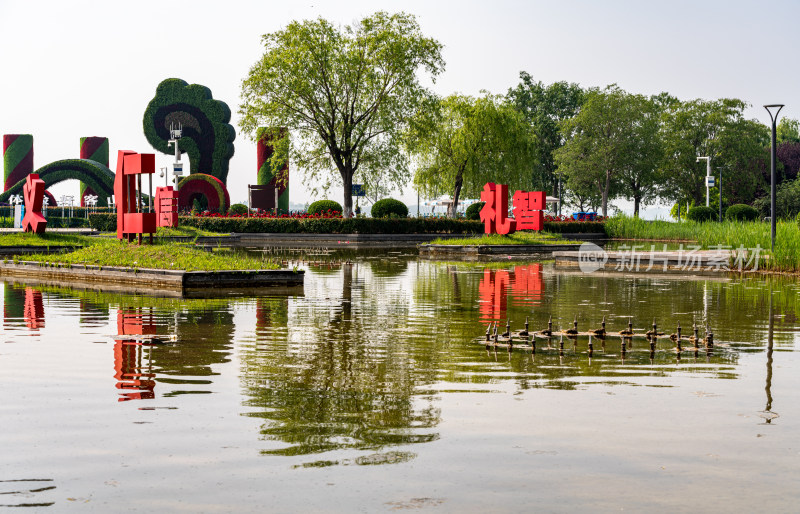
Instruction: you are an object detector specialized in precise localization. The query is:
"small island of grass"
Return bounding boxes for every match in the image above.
[429,232,570,246]
[20,241,280,272]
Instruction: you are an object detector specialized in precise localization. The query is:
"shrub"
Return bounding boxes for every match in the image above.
[371,198,408,218]
[308,200,343,216]
[228,203,249,216]
[686,206,717,222]
[465,202,484,220]
[725,204,759,222]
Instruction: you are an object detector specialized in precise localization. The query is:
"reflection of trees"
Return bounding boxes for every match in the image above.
[413,262,753,390]
[240,262,440,459]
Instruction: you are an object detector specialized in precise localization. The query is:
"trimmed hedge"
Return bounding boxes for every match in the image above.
[725,204,759,222]
[686,206,717,222]
[308,200,343,216]
[543,221,606,234]
[90,213,482,234]
[228,203,248,215]
[465,202,484,220]
[371,198,408,218]
[89,213,606,235]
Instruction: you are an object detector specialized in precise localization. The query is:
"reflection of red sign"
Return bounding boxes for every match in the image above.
[478,264,544,323]
[22,173,47,234]
[480,182,547,234]
[24,288,44,329]
[114,309,157,402]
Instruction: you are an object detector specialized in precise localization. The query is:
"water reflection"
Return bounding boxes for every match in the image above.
[1,260,798,466]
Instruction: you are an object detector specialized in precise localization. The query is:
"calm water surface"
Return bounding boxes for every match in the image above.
[1,252,799,512]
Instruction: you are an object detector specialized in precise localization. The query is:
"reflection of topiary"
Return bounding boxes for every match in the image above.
[143,78,236,183]
[465,202,484,220]
[0,159,114,206]
[686,206,717,222]
[308,200,342,215]
[371,198,408,218]
[228,203,248,216]
[725,204,759,222]
[178,173,230,213]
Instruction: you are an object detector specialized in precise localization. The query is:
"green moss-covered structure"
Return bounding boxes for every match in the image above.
[143,78,236,183]
[79,136,109,206]
[0,159,114,206]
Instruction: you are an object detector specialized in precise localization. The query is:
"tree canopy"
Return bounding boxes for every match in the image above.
[239,11,444,216]
[506,72,584,196]
[406,93,537,216]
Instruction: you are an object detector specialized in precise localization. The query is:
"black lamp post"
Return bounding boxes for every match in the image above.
[764,104,784,252]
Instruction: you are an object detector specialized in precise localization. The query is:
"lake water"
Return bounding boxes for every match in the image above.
[1,252,799,512]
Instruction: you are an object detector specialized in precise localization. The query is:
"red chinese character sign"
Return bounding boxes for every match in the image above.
[480,182,547,234]
[512,190,545,231]
[480,183,516,234]
[154,186,179,228]
[22,173,47,234]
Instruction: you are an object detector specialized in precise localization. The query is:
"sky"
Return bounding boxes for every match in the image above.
[1,0,798,217]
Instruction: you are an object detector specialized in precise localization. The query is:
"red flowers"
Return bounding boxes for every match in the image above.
[193,209,342,219]
[544,215,606,222]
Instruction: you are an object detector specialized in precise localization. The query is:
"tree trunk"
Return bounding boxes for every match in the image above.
[601,169,611,217]
[448,167,464,217]
[633,195,640,217]
[341,168,353,217]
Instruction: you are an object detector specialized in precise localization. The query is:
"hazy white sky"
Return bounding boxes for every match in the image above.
[1,0,797,214]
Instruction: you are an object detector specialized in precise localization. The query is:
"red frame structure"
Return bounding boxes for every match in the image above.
[114,150,156,243]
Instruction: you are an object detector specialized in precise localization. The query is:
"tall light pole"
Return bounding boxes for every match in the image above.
[697,156,711,207]
[718,166,723,222]
[764,104,784,252]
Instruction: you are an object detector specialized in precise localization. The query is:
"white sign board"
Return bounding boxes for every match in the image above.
[705,176,716,188]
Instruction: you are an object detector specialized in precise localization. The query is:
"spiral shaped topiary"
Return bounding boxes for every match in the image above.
[177,173,230,213]
[143,78,236,183]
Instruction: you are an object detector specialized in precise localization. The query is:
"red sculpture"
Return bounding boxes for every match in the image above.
[480,182,547,234]
[114,150,156,243]
[480,182,516,235]
[155,186,179,227]
[512,190,545,231]
[22,173,47,234]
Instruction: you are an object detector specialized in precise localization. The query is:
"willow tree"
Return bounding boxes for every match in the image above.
[406,94,537,217]
[239,12,444,216]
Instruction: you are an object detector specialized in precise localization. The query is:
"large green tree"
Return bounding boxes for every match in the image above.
[239,12,444,216]
[506,72,585,197]
[555,86,662,217]
[658,98,768,208]
[406,93,537,216]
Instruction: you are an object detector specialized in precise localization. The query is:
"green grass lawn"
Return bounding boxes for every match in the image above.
[429,231,569,245]
[0,232,97,247]
[605,215,800,272]
[8,239,281,272]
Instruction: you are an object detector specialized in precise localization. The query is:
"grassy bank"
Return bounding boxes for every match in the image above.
[0,232,97,247]
[605,215,800,272]
[429,232,569,245]
[12,240,280,272]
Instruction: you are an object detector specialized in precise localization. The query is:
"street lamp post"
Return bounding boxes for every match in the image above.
[718,167,723,222]
[764,104,784,252]
[697,156,711,207]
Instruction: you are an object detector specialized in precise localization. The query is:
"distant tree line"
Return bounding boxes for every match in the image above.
[239,12,798,219]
